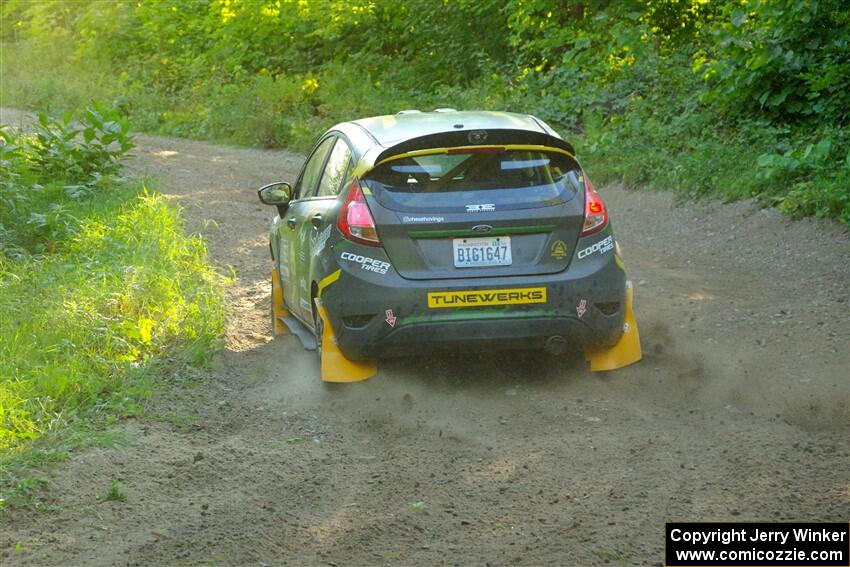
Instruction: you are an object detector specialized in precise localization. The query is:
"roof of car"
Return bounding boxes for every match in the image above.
[346,110,553,148]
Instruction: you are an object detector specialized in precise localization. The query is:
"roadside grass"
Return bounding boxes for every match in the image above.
[594,548,630,565]
[0,185,226,510]
[0,424,127,511]
[0,104,226,511]
[103,480,126,502]
[0,42,118,115]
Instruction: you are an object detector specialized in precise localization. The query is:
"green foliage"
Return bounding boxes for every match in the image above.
[0,186,226,452]
[1,0,847,222]
[701,0,850,123]
[104,480,127,502]
[0,476,47,510]
[31,102,134,186]
[1,102,135,253]
[0,104,225,475]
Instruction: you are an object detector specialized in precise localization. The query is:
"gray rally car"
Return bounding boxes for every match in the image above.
[258,110,641,382]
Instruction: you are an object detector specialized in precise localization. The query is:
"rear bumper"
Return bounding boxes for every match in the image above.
[364,316,598,358]
[321,250,627,361]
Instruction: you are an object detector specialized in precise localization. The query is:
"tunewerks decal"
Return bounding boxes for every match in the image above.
[428,287,546,308]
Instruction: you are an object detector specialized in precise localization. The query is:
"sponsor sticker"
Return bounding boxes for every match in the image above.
[576,298,587,318]
[385,309,397,327]
[551,239,568,259]
[577,235,614,259]
[402,215,445,223]
[278,244,290,280]
[465,203,496,213]
[340,251,391,275]
[428,287,547,308]
[314,224,332,252]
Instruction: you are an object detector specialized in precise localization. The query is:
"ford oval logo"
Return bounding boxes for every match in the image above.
[472,224,493,234]
[468,130,488,144]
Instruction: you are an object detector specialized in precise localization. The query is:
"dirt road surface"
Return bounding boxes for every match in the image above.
[2,107,848,566]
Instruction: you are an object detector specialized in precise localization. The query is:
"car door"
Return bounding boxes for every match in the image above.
[279,136,335,321]
[295,137,354,322]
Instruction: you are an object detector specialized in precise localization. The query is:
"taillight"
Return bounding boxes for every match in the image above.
[580,176,608,236]
[337,179,381,246]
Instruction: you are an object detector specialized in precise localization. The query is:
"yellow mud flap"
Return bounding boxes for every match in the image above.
[271,268,289,336]
[585,282,642,371]
[315,299,377,383]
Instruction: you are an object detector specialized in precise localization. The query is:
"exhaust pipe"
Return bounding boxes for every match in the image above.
[544,335,568,355]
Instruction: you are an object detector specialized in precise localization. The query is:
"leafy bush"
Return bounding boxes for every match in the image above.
[701,0,850,123]
[755,130,850,222]
[0,104,225,462]
[0,102,134,253]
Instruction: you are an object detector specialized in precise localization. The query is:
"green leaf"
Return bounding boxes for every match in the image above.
[809,138,832,161]
[731,9,748,27]
[137,317,154,345]
[766,88,791,107]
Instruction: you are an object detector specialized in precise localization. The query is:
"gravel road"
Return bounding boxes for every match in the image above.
[2,107,848,566]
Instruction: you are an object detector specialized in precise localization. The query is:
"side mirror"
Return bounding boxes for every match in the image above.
[258,181,292,206]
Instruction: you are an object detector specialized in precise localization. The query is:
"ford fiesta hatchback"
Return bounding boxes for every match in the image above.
[258,110,641,382]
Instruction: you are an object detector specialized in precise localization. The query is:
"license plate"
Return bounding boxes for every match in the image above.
[453,236,512,268]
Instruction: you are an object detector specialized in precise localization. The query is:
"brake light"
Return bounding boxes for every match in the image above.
[580,176,608,236]
[337,179,381,246]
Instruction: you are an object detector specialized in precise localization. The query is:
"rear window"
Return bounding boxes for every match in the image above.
[363,149,582,213]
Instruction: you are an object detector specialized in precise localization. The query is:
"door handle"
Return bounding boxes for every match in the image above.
[310,214,323,229]
[286,217,297,229]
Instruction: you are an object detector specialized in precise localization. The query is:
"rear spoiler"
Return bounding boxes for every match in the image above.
[372,129,576,166]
